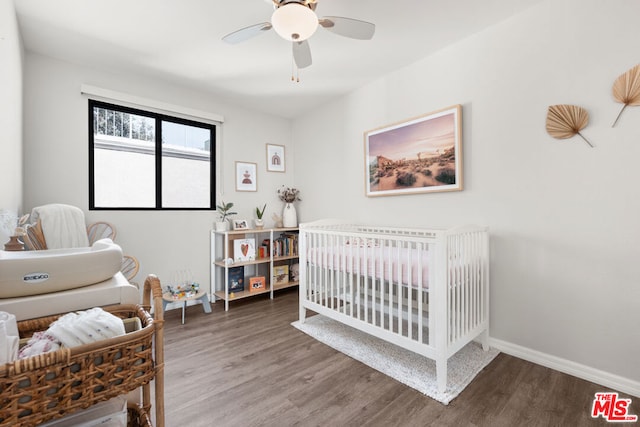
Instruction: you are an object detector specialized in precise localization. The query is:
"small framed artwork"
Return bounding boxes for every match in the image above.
[266,144,285,172]
[236,161,257,192]
[233,238,256,262]
[273,264,289,285]
[249,276,266,293]
[232,219,249,230]
[364,105,463,197]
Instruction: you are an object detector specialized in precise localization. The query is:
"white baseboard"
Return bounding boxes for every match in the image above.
[489,337,640,398]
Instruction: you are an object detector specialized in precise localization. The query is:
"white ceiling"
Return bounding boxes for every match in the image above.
[14,0,543,119]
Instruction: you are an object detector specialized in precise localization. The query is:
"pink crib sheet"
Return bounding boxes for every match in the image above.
[307,244,430,288]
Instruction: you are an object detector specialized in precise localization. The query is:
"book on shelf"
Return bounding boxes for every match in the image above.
[228,266,245,293]
[273,265,289,285]
[258,238,270,259]
[273,232,298,257]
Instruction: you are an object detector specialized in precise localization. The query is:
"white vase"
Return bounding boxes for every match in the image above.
[282,203,297,228]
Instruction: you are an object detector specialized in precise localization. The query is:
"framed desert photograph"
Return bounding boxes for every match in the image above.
[235,161,257,192]
[266,144,285,172]
[364,105,462,197]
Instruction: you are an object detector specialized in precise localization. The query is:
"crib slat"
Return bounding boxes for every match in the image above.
[330,233,335,310]
[365,239,371,326]
[406,241,413,341]
[417,241,423,344]
[336,236,353,315]
[314,232,320,305]
[396,242,403,338]
[379,240,386,331]
[387,240,394,334]
[428,244,436,347]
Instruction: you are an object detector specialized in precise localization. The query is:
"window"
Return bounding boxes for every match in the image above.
[89,100,216,210]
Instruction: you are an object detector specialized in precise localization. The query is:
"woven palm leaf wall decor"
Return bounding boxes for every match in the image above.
[546,104,594,148]
[612,64,640,127]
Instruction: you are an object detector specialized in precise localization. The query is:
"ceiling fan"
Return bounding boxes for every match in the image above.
[222,0,376,70]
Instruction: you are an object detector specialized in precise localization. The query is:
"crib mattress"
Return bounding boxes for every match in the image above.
[0,272,139,321]
[0,239,122,298]
[308,245,430,288]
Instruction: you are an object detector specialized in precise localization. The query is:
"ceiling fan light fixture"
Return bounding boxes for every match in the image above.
[271,3,318,41]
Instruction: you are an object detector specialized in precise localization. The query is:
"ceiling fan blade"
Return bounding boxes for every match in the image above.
[222,22,272,44]
[319,16,375,40]
[292,40,312,68]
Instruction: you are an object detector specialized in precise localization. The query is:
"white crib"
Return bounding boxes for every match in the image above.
[298,220,490,393]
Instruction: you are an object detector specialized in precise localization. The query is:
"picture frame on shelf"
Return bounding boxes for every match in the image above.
[266,144,285,172]
[364,105,463,197]
[233,238,256,262]
[236,161,257,192]
[249,276,266,293]
[273,264,289,285]
[232,219,249,230]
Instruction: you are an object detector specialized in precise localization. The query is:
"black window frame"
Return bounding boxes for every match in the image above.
[88,99,217,211]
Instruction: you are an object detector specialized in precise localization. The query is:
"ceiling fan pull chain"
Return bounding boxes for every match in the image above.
[291,53,300,83]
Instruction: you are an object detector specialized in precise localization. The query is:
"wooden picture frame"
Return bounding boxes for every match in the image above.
[266,144,285,172]
[249,276,266,293]
[232,219,249,230]
[364,105,463,197]
[236,161,257,192]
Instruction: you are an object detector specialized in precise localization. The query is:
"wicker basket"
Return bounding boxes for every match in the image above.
[0,275,164,427]
[128,402,153,427]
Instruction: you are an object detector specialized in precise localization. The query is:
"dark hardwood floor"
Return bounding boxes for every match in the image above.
[162,289,635,426]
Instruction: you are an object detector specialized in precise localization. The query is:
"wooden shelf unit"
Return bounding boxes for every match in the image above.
[210,227,299,311]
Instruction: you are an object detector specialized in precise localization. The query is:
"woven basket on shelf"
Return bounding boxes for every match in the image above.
[0,275,165,427]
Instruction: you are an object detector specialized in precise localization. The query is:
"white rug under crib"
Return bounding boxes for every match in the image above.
[292,315,499,405]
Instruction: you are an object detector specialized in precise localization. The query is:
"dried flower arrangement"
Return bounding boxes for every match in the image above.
[277,186,301,203]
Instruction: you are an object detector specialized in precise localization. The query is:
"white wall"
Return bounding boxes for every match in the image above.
[23,53,293,295]
[293,0,640,390]
[0,0,24,243]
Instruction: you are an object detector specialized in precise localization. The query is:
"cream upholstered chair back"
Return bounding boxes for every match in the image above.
[23,205,116,250]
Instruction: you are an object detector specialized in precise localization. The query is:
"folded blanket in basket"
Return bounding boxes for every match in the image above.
[48,307,126,347]
[18,307,126,359]
[18,331,60,358]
